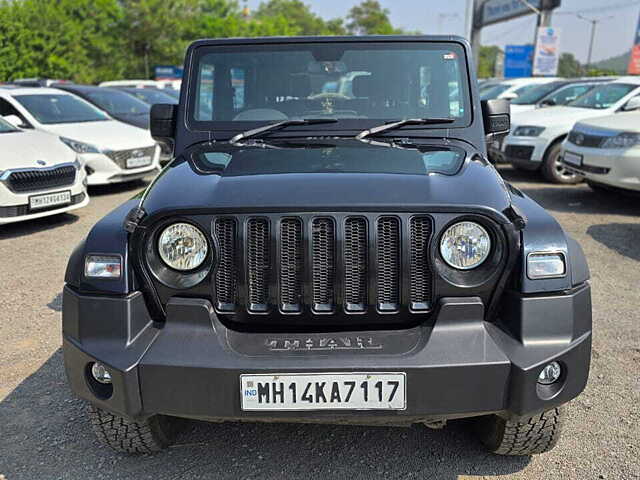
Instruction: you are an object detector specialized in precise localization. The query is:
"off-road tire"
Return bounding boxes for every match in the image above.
[475,407,564,455]
[541,142,582,184]
[88,405,179,454]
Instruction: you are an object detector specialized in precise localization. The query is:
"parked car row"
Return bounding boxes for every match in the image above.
[0,80,178,225]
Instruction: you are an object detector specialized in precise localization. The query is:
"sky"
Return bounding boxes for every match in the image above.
[244,0,640,63]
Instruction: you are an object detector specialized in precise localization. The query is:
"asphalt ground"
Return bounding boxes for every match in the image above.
[0,166,638,479]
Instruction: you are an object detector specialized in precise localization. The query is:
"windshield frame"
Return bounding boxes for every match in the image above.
[185,40,474,134]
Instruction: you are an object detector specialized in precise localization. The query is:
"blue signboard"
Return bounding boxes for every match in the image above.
[504,45,534,78]
[154,65,184,81]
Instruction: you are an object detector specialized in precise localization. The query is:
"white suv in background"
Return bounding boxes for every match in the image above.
[0,87,160,185]
[479,77,560,100]
[501,77,640,183]
[561,111,640,193]
[0,116,88,225]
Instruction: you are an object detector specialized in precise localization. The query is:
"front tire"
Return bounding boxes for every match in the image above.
[475,407,564,455]
[542,142,582,184]
[88,405,180,454]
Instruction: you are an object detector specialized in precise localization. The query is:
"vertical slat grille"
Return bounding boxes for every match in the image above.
[214,218,237,311]
[312,218,335,312]
[247,218,270,312]
[344,217,367,312]
[279,218,303,312]
[410,217,433,310]
[377,217,401,311]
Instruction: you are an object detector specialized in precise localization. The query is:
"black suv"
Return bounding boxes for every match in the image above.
[63,36,591,456]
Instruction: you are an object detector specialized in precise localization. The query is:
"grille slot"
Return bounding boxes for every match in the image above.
[376,217,401,311]
[567,130,605,148]
[6,165,76,193]
[279,218,304,312]
[311,218,336,312]
[214,218,237,311]
[410,217,433,310]
[105,146,156,169]
[344,217,367,312]
[247,218,270,312]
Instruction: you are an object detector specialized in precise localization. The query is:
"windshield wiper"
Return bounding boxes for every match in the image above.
[229,118,338,144]
[356,118,455,140]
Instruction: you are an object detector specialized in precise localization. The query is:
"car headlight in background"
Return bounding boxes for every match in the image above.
[527,252,566,279]
[158,222,208,271]
[440,221,491,270]
[600,132,640,149]
[60,137,100,154]
[513,126,545,137]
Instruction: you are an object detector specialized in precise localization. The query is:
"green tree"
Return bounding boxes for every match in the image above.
[558,52,581,78]
[0,0,127,83]
[254,0,346,35]
[477,46,502,78]
[346,0,403,35]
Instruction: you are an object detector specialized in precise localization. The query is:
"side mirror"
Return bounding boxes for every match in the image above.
[539,99,556,107]
[501,92,518,101]
[3,114,28,128]
[622,96,640,112]
[481,99,510,141]
[150,103,177,150]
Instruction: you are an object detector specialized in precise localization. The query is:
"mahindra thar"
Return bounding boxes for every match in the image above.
[63,36,591,455]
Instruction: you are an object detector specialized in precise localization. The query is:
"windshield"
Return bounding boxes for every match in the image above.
[568,83,637,109]
[126,88,178,105]
[480,83,511,100]
[14,94,110,124]
[192,142,466,177]
[189,42,470,128]
[84,90,150,115]
[0,116,19,133]
[511,82,563,104]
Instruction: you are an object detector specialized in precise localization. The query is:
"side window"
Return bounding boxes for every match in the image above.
[231,68,245,110]
[195,64,215,121]
[0,98,32,127]
[552,85,590,105]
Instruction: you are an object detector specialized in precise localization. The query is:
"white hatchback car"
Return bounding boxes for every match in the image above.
[0,87,160,185]
[561,111,640,193]
[0,116,88,225]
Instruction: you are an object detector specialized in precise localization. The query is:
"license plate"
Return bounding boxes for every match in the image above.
[563,151,583,167]
[29,190,71,210]
[240,372,406,411]
[126,156,152,169]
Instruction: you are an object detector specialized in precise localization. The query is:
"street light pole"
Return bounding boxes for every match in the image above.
[575,14,614,72]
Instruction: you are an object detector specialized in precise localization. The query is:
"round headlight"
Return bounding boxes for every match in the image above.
[158,222,208,271]
[440,221,491,270]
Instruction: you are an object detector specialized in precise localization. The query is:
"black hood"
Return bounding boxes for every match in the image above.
[140,140,512,222]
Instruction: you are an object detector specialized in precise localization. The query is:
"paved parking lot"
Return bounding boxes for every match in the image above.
[0,166,638,479]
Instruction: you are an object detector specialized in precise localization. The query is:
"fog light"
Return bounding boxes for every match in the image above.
[91,363,112,384]
[538,361,562,385]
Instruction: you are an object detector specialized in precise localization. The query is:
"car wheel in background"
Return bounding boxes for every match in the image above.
[474,407,564,455]
[542,142,583,184]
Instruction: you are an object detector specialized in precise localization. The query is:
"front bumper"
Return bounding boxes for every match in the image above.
[503,135,550,170]
[561,144,640,192]
[62,285,591,424]
[81,149,161,186]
